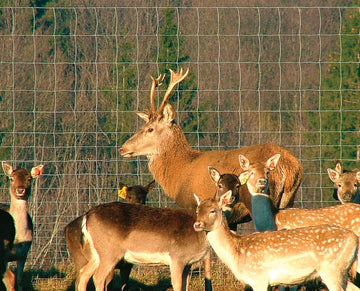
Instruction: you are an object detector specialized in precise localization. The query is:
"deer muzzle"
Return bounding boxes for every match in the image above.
[193,221,205,232]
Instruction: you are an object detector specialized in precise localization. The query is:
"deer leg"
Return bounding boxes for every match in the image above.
[169,261,187,291]
[117,260,133,291]
[92,259,118,291]
[347,281,360,291]
[3,268,15,291]
[320,270,347,291]
[203,252,212,291]
[76,258,100,291]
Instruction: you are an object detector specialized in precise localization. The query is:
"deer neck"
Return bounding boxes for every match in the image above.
[10,194,32,243]
[148,125,200,198]
[206,217,245,275]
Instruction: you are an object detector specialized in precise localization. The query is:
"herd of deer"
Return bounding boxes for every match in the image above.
[1,68,360,291]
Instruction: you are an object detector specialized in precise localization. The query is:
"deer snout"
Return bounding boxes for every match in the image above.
[119,147,133,158]
[194,221,205,232]
[15,187,26,197]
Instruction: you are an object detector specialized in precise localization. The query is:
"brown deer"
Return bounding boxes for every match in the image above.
[208,166,251,230]
[327,160,360,204]
[0,209,15,290]
[119,68,303,225]
[65,180,154,290]
[66,201,209,291]
[1,161,44,291]
[193,191,359,291]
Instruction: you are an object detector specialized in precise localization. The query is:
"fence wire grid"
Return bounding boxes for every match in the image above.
[0,1,359,287]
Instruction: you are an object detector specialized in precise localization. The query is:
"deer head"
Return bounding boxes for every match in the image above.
[118,180,155,204]
[238,154,281,194]
[2,161,44,200]
[120,68,189,159]
[327,160,360,204]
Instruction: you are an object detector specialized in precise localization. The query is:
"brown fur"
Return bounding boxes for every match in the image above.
[120,68,303,223]
[69,202,209,291]
[65,180,155,290]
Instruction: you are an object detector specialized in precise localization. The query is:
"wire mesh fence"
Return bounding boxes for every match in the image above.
[0,1,359,289]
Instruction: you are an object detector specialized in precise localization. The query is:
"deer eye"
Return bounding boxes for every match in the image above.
[147,127,154,133]
[218,184,222,189]
[338,183,342,188]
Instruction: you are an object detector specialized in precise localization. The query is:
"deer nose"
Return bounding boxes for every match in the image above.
[193,221,204,232]
[257,179,267,187]
[119,148,124,155]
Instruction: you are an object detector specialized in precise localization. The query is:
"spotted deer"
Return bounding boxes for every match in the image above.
[65,180,155,290]
[328,160,360,204]
[193,191,359,291]
[238,154,360,280]
[119,68,303,224]
[1,161,44,291]
[65,180,210,291]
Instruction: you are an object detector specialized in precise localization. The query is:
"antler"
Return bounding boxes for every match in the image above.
[157,68,189,114]
[149,74,166,112]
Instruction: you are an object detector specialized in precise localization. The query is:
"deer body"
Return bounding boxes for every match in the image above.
[65,181,210,291]
[1,161,44,291]
[194,192,359,291]
[65,181,156,290]
[328,161,360,204]
[72,202,209,291]
[237,154,360,278]
[120,68,303,224]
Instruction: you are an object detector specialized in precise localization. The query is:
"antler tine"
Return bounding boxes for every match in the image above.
[149,74,166,112]
[157,68,189,114]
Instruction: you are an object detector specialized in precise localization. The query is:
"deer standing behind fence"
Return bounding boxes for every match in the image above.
[327,160,360,204]
[193,191,359,291]
[119,68,303,227]
[65,180,211,291]
[1,161,44,291]
[65,180,154,290]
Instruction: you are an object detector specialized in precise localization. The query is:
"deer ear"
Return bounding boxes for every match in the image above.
[145,180,156,193]
[135,111,150,123]
[161,103,176,126]
[2,161,13,177]
[31,165,44,178]
[238,154,250,170]
[267,154,281,170]
[327,168,339,183]
[335,160,343,174]
[208,166,221,183]
[219,190,233,207]
[356,172,360,183]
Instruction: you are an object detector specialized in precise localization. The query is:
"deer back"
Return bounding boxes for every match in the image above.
[83,202,209,266]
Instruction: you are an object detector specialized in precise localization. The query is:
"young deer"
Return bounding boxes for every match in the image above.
[120,68,303,224]
[67,202,209,291]
[193,191,359,291]
[1,161,44,291]
[208,167,251,229]
[327,160,360,204]
[65,180,154,290]
[0,209,15,291]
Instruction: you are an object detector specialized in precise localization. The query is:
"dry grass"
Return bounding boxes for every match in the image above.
[22,258,331,291]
